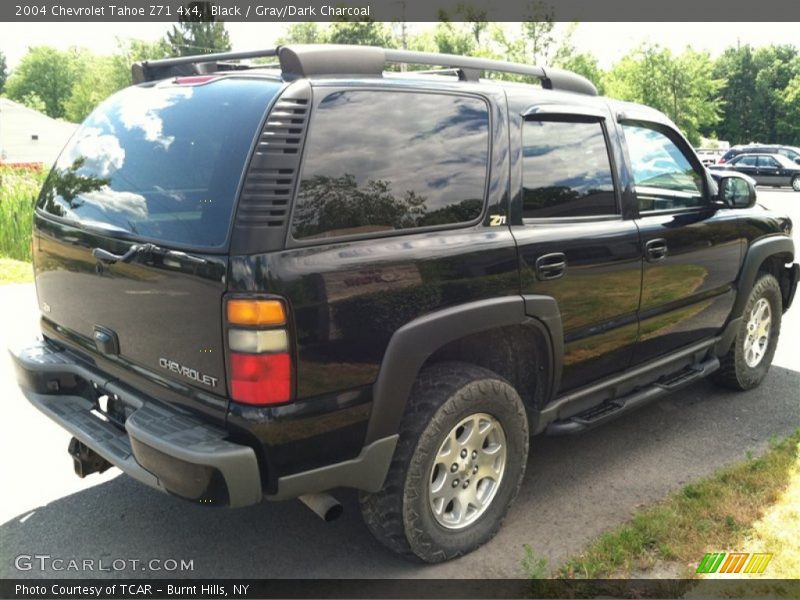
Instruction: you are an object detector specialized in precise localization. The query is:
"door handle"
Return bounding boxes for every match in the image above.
[645,238,668,262]
[535,252,567,281]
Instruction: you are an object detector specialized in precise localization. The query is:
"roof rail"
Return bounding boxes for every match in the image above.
[132,45,598,96]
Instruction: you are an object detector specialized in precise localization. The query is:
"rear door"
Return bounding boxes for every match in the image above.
[511,109,642,392]
[731,155,759,182]
[33,77,282,407]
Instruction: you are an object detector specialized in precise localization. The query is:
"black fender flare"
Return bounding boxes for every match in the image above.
[364,295,563,443]
[731,236,795,320]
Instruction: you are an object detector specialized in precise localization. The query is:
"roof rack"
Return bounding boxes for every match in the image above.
[132,45,598,96]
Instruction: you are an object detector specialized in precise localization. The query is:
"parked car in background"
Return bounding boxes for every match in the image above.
[696,148,724,166]
[719,144,800,165]
[709,153,800,190]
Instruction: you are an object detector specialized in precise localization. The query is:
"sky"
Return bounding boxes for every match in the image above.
[1,22,798,71]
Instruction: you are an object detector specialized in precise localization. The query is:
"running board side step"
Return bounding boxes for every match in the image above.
[545,357,720,435]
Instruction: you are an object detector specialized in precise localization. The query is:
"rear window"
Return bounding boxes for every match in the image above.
[291,90,489,240]
[37,78,280,248]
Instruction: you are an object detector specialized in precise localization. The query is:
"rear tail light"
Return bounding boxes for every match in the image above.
[230,352,291,405]
[226,297,292,406]
[227,299,286,326]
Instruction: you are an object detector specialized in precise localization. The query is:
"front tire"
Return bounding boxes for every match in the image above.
[360,362,529,563]
[712,273,782,390]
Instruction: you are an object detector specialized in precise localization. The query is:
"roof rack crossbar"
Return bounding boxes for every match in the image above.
[132,48,279,84]
[132,45,598,96]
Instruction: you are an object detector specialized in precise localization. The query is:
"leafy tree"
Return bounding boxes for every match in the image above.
[64,57,118,122]
[325,21,396,48]
[712,45,758,144]
[277,20,396,49]
[112,38,172,87]
[431,22,477,56]
[277,22,325,45]
[713,44,800,145]
[166,3,231,56]
[0,51,7,94]
[752,45,799,144]
[5,47,84,118]
[63,39,171,122]
[19,92,47,113]
[606,45,723,145]
[777,71,800,145]
[555,52,605,95]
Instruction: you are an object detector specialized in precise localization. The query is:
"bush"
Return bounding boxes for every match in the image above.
[0,165,46,261]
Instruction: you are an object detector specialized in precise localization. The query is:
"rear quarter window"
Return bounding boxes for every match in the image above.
[290,90,489,240]
[37,78,281,249]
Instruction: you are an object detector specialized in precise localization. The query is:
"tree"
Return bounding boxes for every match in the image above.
[64,56,118,122]
[606,45,724,145]
[752,45,799,145]
[111,38,172,87]
[5,47,84,118]
[490,5,578,81]
[713,44,800,145]
[712,45,759,144]
[778,72,800,144]
[64,39,171,123]
[277,22,325,45]
[431,22,477,56]
[555,52,605,95]
[325,21,397,48]
[0,51,7,94]
[166,3,231,56]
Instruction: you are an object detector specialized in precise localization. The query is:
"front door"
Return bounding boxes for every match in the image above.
[756,155,783,186]
[731,155,760,182]
[619,121,742,364]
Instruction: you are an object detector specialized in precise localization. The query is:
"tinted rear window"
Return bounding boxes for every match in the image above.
[37,78,280,248]
[291,90,489,240]
[522,118,617,218]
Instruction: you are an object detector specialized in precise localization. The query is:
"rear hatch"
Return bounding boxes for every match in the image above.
[32,76,282,411]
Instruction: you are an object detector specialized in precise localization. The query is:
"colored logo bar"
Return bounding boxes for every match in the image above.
[696,552,772,574]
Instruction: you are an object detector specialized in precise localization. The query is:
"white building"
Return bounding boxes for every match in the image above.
[0,99,78,167]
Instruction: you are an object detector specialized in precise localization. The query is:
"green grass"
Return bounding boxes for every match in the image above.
[0,258,34,284]
[0,166,46,262]
[549,430,800,580]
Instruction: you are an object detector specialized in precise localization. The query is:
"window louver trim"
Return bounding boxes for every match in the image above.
[232,82,312,250]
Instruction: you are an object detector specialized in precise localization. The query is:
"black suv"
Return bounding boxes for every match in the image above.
[12,45,799,563]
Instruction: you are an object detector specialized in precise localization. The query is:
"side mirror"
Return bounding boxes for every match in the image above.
[718,175,757,209]
[794,157,800,165]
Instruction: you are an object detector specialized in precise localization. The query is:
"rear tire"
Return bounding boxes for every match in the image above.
[792,175,800,192]
[712,274,782,390]
[359,361,529,563]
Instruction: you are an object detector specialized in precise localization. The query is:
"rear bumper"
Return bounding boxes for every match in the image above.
[11,340,396,507]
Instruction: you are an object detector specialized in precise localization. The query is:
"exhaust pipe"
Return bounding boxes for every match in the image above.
[298,493,343,522]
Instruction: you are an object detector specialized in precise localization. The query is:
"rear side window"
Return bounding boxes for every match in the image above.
[522,118,617,218]
[291,90,489,240]
[757,156,779,168]
[735,155,758,167]
[37,78,281,248]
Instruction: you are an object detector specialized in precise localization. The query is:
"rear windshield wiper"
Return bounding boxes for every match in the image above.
[92,243,206,266]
